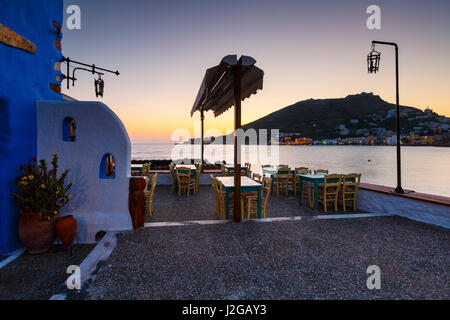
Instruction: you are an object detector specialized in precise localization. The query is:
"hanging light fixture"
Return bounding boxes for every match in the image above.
[367,44,381,73]
[94,74,104,98]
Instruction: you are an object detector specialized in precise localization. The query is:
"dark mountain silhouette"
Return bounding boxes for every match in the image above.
[240,92,430,140]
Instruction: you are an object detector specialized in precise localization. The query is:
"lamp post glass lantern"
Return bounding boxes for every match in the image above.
[95,75,104,98]
[367,45,381,73]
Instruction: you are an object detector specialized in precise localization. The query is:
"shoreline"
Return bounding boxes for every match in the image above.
[133,143,450,147]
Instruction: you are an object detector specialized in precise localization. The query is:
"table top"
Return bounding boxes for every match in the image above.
[216,176,262,188]
[297,174,325,179]
[224,164,246,169]
[175,164,197,170]
[263,167,295,174]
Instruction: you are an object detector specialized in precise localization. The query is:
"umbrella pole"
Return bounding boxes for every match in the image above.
[233,62,242,223]
[201,109,204,168]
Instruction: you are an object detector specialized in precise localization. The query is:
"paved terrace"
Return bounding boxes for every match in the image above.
[145,185,368,223]
[75,216,449,300]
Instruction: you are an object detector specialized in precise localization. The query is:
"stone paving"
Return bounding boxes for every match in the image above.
[0,244,94,300]
[80,216,449,300]
[145,185,368,223]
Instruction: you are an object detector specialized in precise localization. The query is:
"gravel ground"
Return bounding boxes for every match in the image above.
[79,216,449,300]
[0,244,95,300]
[146,185,367,223]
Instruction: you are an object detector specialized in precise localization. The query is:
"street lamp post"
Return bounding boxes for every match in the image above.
[367,40,404,194]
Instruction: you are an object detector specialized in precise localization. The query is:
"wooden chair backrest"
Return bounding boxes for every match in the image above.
[295,167,311,176]
[323,174,342,189]
[277,167,290,177]
[263,184,271,204]
[342,173,361,191]
[210,175,218,193]
[253,173,262,182]
[221,164,227,176]
[149,173,157,196]
[142,163,150,176]
[144,177,150,192]
[176,167,192,181]
[263,177,272,189]
[314,169,329,174]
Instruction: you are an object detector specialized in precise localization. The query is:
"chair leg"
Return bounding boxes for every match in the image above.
[342,195,346,212]
[334,198,338,212]
[323,198,327,213]
[353,198,357,211]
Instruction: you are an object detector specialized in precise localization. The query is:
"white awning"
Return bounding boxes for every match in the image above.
[190,55,264,117]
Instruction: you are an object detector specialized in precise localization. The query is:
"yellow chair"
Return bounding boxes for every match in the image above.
[216,180,236,220]
[339,173,361,212]
[169,163,176,192]
[275,167,290,196]
[220,164,227,176]
[242,177,272,218]
[252,173,262,183]
[195,163,203,191]
[318,174,342,213]
[176,167,195,196]
[314,169,329,175]
[210,175,221,219]
[245,162,251,174]
[142,162,151,177]
[145,174,157,216]
[292,167,310,197]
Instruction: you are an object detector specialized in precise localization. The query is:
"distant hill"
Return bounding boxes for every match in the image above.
[239,92,447,140]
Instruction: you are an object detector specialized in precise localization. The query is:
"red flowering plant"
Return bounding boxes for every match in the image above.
[11,154,74,220]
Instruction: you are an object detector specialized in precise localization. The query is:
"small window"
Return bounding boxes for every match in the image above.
[100,153,115,179]
[63,117,76,142]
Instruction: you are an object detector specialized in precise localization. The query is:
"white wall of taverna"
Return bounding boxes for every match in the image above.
[36,101,132,242]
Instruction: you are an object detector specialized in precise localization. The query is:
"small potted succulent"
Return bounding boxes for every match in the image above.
[12,154,74,254]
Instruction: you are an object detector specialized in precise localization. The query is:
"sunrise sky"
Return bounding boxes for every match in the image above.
[61,0,450,142]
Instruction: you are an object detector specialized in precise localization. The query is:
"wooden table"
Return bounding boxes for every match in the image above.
[216,176,262,219]
[224,164,248,176]
[175,164,198,192]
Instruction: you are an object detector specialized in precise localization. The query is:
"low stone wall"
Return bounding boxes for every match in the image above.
[357,186,449,229]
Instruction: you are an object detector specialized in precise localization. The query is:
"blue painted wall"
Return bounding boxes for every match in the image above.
[0,0,63,253]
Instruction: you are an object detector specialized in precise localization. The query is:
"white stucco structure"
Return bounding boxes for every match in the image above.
[36,101,132,242]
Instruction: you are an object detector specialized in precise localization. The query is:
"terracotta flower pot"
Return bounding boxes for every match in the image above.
[56,215,77,247]
[18,212,56,255]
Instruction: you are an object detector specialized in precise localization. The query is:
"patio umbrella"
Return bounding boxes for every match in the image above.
[191,55,264,222]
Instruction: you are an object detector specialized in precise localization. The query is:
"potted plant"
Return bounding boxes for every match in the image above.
[12,154,74,254]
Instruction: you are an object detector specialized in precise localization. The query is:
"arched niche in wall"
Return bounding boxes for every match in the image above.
[100,153,115,179]
[63,117,76,142]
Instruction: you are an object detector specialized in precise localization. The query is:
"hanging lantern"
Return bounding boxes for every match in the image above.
[367,44,381,73]
[94,74,104,98]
